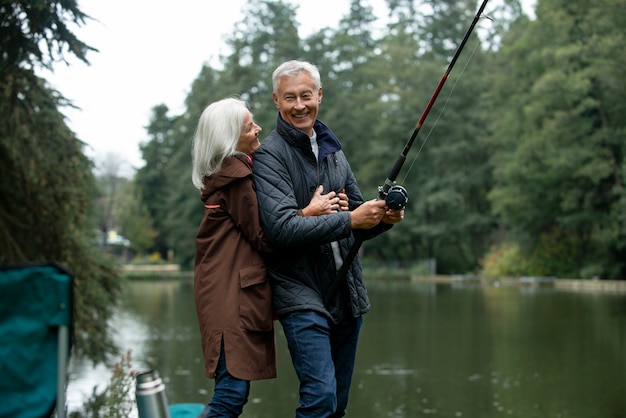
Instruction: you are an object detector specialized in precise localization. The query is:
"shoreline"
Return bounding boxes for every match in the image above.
[411,274,626,294]
[119,264,626,294]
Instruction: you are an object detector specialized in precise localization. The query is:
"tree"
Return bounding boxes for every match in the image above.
[137,0,308,268]
[134,104,179,261]
[131,0,625,278]
[114,181,157,257]
[94,152,128,247]
[352,0,498,272]
[486,0,626,278]
[1,0,121,362]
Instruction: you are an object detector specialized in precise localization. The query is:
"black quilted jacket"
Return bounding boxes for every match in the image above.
[252,114,392,323]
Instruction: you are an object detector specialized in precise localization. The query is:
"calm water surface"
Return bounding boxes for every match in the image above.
[67,279,626,417]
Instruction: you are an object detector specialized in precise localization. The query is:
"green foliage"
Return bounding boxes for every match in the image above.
[487,0,626,278]
[480,242,527,278]
[127,0,626,279]
[1,0,121,363]
[69,350,136,418]
[113,180,157,255]
[526,227,580,278]
[129,0,501,272]
[134,104,179,260]
[481,229,584,279]
[0,0,96,70]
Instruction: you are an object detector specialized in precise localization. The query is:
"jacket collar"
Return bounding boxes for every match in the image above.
[275,113,342,162]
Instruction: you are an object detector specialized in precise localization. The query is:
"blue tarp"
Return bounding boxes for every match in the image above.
[169,403,207,418]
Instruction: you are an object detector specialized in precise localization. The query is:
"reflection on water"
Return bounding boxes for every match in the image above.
[66,305,153,412]
[67,278,626,417]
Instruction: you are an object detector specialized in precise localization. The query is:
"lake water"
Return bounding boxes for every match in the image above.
[67,278,626,417]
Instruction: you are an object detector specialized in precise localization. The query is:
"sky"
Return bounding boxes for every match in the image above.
[45,0,534,176]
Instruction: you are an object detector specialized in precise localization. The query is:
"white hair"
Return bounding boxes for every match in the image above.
[272,60,322,94]
[191,97,248,190]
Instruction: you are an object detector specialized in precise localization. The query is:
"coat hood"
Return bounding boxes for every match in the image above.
[200,155,251,203]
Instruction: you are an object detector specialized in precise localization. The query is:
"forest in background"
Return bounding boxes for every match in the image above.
[109,0,626,280]
[2,0,625,366]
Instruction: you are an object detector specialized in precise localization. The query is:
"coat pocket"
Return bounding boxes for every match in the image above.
[239,264,273,332]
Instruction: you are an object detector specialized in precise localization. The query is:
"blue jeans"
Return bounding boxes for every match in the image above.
[205,341,250,417]
[280,309,363,418]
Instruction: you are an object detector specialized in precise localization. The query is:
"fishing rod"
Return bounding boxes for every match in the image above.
[325,0,491,309]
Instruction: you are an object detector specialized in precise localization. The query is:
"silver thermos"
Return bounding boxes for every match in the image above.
[136,370,171,418]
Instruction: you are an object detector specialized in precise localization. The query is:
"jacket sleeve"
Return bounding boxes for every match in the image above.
[253,142,353,249]
[338,150,394,242]
[341,153,364,212]
[225,176,273,255]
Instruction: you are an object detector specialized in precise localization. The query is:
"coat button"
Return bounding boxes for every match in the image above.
[310,185,316,192]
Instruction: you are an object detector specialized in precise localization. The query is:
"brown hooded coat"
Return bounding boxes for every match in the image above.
[194,155,276,381]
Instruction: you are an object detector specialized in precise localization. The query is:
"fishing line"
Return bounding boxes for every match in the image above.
[400,19,490,185]
[324,1,493,310]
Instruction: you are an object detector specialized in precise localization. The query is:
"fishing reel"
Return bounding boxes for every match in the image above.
[380,183,409,211]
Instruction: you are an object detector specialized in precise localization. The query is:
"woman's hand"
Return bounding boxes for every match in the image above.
[337,189,349,212]
[300,185,344,216]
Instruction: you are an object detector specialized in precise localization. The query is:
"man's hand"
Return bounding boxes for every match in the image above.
[382,208,404,225]
[350,199,387,229]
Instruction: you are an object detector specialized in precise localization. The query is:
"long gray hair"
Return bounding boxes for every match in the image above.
[191,97,248,190]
